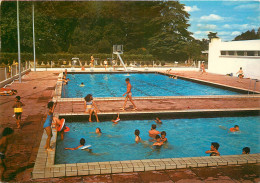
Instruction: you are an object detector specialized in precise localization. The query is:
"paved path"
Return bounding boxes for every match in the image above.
[0,71,259,182]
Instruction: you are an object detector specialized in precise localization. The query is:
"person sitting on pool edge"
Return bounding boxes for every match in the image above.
[153,135,163,147]
[149,124,160,137]
[160,131,167,143]
[229,125,240,132]
[242,147,250,154]
[205,142,220,156]
[111,113,120,124]
[84,94,100,122]
[135,129,141,143]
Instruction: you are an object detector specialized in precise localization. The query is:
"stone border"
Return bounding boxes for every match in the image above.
[32,110,260,179]
[53,71,259,102]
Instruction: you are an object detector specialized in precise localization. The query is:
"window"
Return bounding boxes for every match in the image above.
[247,51,255,56]
[237,51,244,56]
[221,51,227,55]
[258,51,260,56]
[228,51,235,55]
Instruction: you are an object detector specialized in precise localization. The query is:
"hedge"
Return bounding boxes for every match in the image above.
[0,52,155,65]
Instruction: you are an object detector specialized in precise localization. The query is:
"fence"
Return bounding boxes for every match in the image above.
[0,61,30,83]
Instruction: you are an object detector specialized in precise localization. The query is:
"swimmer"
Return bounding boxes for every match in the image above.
[160,131,167,143]
[80,82,85,87]
[149,124,160,137]
[64,138,91,152]
[135,129,141,143]
[0,128,14,181]
[121,78,137,111]
[229,125,240,132]
[95,127,102,134]
[62,75,69,85]
[153,135,163,146]
[84,94,100,122]
[236,67,244,83]
[242,147,250,154]
[64,69,67,76]
[200,62,206,75]
[111,113,120,124]
[205,142,220,156]
[155,117,162,124]
[12,96,25,128]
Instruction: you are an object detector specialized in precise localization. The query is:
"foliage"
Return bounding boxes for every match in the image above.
[233,28,260,41]
[1,1,207,61]
[207,32,219,40]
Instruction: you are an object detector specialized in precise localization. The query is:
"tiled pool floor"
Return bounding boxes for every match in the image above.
[0,71,259,182]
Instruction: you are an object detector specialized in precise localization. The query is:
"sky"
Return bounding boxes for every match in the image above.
[180,0,260,41]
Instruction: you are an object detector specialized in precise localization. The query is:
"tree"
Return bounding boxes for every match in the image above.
[233,28,260,41]
[207,32,219,40]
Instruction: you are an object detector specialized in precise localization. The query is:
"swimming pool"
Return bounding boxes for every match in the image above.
[55,116,260,164]
[61,73,240,98]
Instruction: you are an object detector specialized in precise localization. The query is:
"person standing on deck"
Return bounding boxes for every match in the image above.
[121,78,137,111]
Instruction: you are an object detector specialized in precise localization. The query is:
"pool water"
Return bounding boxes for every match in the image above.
[55,116,260,164]
[62,73,239,98]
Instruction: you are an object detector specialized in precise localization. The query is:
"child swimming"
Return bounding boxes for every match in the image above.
[229,125,240,132]
[111,113,120,124]
[135,129,141,143]
[160,131,167,143]
[95,127,102,134]
[205,142,220,156]
[12,96,25,128]
[242,147,250,154]
[80,82,85,87]
[155,117,162,124]
[153,135,163,146]
[149,124,160,137]
[64,138,91,152]
[84,94,100,122]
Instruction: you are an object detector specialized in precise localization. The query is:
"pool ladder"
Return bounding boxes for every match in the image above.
[248,79,259,95]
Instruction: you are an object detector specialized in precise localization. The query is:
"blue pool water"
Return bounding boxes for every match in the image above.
[55,116,260,164]
[62,73,239,98]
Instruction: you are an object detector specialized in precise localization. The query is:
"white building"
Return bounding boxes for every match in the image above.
[208,38,260,79]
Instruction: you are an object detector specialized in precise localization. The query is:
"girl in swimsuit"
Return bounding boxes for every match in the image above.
[84,94,100,122]
[135,129,141,143]
[43,101,63,151]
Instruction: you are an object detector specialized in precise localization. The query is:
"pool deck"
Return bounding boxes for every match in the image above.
[0,70,259,182]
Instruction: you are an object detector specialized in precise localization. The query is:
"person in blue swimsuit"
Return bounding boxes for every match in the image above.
[84,94,100,122]
[43,101,63,151]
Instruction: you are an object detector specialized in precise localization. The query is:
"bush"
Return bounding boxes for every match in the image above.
[43,60,48,65]
[126,61,130,66]
[156,61,160,65]
[161,61,165,66]
[117,61,120,66]
[81,61,85,66]
[37,60,42,66]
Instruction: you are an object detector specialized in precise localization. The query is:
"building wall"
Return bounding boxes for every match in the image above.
[208,38,260,79]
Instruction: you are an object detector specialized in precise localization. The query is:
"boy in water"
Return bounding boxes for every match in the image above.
[153,135,163,146]
[111,113,120,124]
[12,96,25,128]
[149,124,160,137]
[64,138,91,152]
[205,142,220,156]
[121,78,137,111]
[160,131,167,143]
[230,125,240,132]
[242,147,250,154]
[0,127,14,181]
[95,128,102,134]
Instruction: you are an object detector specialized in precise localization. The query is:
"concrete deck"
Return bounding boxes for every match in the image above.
[0,70,259,182]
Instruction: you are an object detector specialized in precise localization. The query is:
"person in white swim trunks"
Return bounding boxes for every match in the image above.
[121,78,137,111]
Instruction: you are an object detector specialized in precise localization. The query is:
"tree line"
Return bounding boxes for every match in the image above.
[1,1,208,62]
